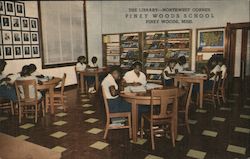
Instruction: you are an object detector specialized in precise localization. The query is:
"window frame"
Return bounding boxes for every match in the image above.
[38,0,88,69]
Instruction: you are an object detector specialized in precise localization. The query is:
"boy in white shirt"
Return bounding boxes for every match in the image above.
[102,66,131,113]
[89,56,98,68]
[174,56,189,73]
[163,60,176,86]
[76,56,87,71]
[122,61,147,87]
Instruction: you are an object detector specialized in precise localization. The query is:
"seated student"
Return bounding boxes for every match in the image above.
[76,56,87,71]
[0,60,17,101]
[89,56,98,68]
[101,66,131,113]
[75,56,96,93]
[16,65,42,100]
[163,60,176,86]
[174,56,189,73]
[122,61,147,87]
[218,58,227,79]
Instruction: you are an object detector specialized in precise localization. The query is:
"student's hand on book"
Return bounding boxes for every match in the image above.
[133,82,142,86]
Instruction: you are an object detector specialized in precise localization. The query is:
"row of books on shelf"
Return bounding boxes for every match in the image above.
[146,52,165,58]
[121,51,139,59]
[166,42,189,49]
[166,50,190,59]
[121,42,139,48]
[121,36,139,41]
[120,60,135,68]
[144,42,165,50]
[145,62,165,68]
[168,33,189,39]
[148,74,162,80]
[145,33,165,40]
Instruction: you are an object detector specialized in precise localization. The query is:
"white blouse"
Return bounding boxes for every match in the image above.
[101,74,119,99]
[123,70,147,86]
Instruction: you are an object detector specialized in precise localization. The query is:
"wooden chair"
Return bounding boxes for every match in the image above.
[178,83,193,134]
[140,88,178,150]
[217,72,227,104]
[0,97,14,115]
[203,72,222,107]
[46,73,66,112]
[15,79,45,123]
[102,87,132,139]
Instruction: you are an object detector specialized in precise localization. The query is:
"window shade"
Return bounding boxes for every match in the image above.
[40,1,86,66]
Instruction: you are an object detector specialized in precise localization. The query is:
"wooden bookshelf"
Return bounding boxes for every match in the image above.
[102,34,120,66]
[102,29,192,84]
[120,33,141,69]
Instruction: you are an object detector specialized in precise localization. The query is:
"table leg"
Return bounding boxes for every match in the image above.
[200,81,204,108]
[49,86,55,114]
[131,101,138,142]
[80,73,84,93]
[95,74,99,91]
[174,79,178,87]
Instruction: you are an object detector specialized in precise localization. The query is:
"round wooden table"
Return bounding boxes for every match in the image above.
[37,77,61,114]
[121,87,185,142]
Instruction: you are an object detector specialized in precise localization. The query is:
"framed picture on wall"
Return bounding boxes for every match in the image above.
[22,32,30,44]
[21,17,29,31]
[0,45,3,59]
[14,45,23,58]
[1,15,11,30]
[197,28,225,52]
[0,1,5,15]
[13,31,22,44]
[12,16,21,30]
[30,18,38,31]
[3,45,13,59]
[5,1,15,16]
[2,30,12,44]
[15,2,25,17]
[23,45,31,58]
[31,32,38,44]
[31,45,39,58]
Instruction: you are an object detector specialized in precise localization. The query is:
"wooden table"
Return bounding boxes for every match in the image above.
[37,77,61,114]
[77,68,108,93]
[0,132,61,159]
[121,87,184,142]
[173,74,207,108]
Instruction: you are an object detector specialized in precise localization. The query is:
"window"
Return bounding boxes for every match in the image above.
[39,1,87,68]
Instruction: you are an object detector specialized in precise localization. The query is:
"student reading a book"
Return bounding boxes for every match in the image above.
[89,56,98,68]
[0,59,17,101]
[76,56,87,71]
[102,66,131,113]
[163,60,176,86]
[16,65,42,100]
[174,56,189,73]
[122,61,147,87]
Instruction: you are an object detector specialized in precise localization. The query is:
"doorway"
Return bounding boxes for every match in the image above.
[225,22,250,100]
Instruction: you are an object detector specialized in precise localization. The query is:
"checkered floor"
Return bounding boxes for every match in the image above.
[0,88,249,159]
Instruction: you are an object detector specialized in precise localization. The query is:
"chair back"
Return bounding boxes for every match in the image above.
[182,83,193,112]
[60,73,67,94]
[75,67,80,86]
[212,71,222,92]
[219,72,227,89]
[102,86,111,117]
[150,88,178,120]
[15,79,38,103]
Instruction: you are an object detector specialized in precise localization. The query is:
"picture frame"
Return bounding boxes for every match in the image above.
[14,45,23,58]
[13,31,22,44]
[31,32,39,44]
[5,1,15,16]
[31,45,40,58]
[30,18,38,31]
[197,28,225,52]
[23,45,31,58]
[0,45,3,59]
[15,2,25,17]
[22,31,30,44]
[0,1,5,15]
[1,15,11,30]
[3,45,13,59]
[21,17,29,31]
[11,16,21,30]
[2,30,12,44]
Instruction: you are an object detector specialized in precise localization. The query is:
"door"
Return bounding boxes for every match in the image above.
[225,22,250,99]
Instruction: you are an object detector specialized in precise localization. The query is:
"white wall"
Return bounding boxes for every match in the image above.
[4,0,250,85]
